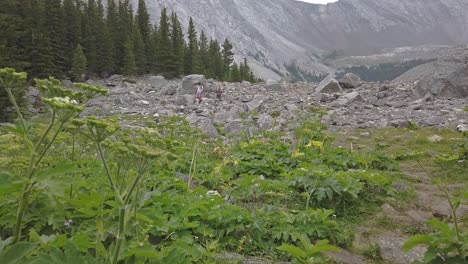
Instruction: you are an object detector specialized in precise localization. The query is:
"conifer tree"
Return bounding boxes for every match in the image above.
[148,25,159,73]
[70,44,87,82]
[63,0,82,67]
[230,62,241,82]
[184,17,202,74]
[122,35,137,76]
[133,23,147,74]
[27,0,56,79]
[116,0,133,71]
[207,39,223,79]
[45,0,68,77]
[171,12,185,77]
[199,31,209,74]
[136,0,151,47]
[222,38,234,79]
[157,8,173,76]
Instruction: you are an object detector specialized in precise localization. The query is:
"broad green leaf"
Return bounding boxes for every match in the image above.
[402,234,432,252]
[306,240,340,255]
[277,243,307,259]
[0,237,13,254]
[0,172,24,195]
[0,242,37,264]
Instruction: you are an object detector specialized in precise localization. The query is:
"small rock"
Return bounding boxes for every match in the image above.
[316,75,343,94]
[140,100,150,105]
[457,124,468,132]
[338,73,362,89]
[427,134,443,143]
[392,181,407,193]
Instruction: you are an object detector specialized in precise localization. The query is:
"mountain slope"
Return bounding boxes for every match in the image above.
[132,0,468,79]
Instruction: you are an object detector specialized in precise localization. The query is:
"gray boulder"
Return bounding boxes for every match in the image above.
[224,119,244,134]
[264,82,287,92]
[214,110,239,123]
[257,114,274,131]
[186,113,218,138]
[148,75,167,90]
[338,73,362,89]
[180,74,205,94]
[316,75,343,94]
[333,91,365,106]
[414,64,468,98]
[245,95,264,112]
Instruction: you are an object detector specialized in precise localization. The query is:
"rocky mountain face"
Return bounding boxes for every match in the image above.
[131,0,468,79]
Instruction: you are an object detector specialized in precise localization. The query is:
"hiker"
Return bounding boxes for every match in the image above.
[195,82,204,104]
[216,86,223,101]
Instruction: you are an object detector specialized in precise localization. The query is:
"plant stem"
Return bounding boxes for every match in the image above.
[5,87,29,141]
[111,207,126,264]
[12,189,29,243]
[96,141,124,205]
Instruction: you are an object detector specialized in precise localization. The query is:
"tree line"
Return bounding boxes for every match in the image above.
[0,0,257,82]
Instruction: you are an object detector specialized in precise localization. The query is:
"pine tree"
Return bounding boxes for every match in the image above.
[207,39,223,79]
[199,31,209,74]
[115,0,133,71]
[122,35,137,76]
[63,0,82,69]
[70,44,87,82]
[136,0,151,47]
[95,0,116,77]
[45,0,68,77]
[184,17,202,75]
[148,25,159,73]
[27,0,56,79]
[133,23,147,74]
[170,12,185,77]
[222,38,234,79]
[230,62,240,82]
[83,0,98,74]
[157,8,173,77]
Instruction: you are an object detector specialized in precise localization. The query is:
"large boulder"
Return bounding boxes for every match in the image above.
[186,113,218,139]
[245,95,265,112]
[316,75,343,94]
[338,73,362,89]
[148,75,167,90]
[414,61,468,98]
[332,91,365,106]
[180,74,205,95]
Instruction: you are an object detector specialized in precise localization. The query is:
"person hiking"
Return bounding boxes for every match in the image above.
[216,86,223,101]
[195,82,204,104]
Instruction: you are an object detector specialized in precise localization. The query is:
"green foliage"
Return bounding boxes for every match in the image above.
[70,44,87,82]
[0,0,256,82]
[0,76,403,262]
[0,68,28,122]
[278,235,340,264]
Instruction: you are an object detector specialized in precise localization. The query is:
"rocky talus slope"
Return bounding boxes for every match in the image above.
[71,71,467,138]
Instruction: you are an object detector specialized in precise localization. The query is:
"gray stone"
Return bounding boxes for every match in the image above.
[457,124,468,132]
[214,110,239,123]
[224,119,244,134]
[264,82,287,92]
[371,232,426,264]
[316,75,343,94]
[324,248,366,264]
[427,134,443,143]
[333,91,364,106]
[62,80,73,88]
[245,95,264,112]
[180,74,205,95]
[338,73,362,89]
[392,181,408,193]
[148,75,167,90]
[415,64,468,98]
[163,84,178,96]
[257,114,274,131]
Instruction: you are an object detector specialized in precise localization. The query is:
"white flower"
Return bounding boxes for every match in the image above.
[206,190,221,198]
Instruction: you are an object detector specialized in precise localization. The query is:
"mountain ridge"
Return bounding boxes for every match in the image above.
[131,0,468,80]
